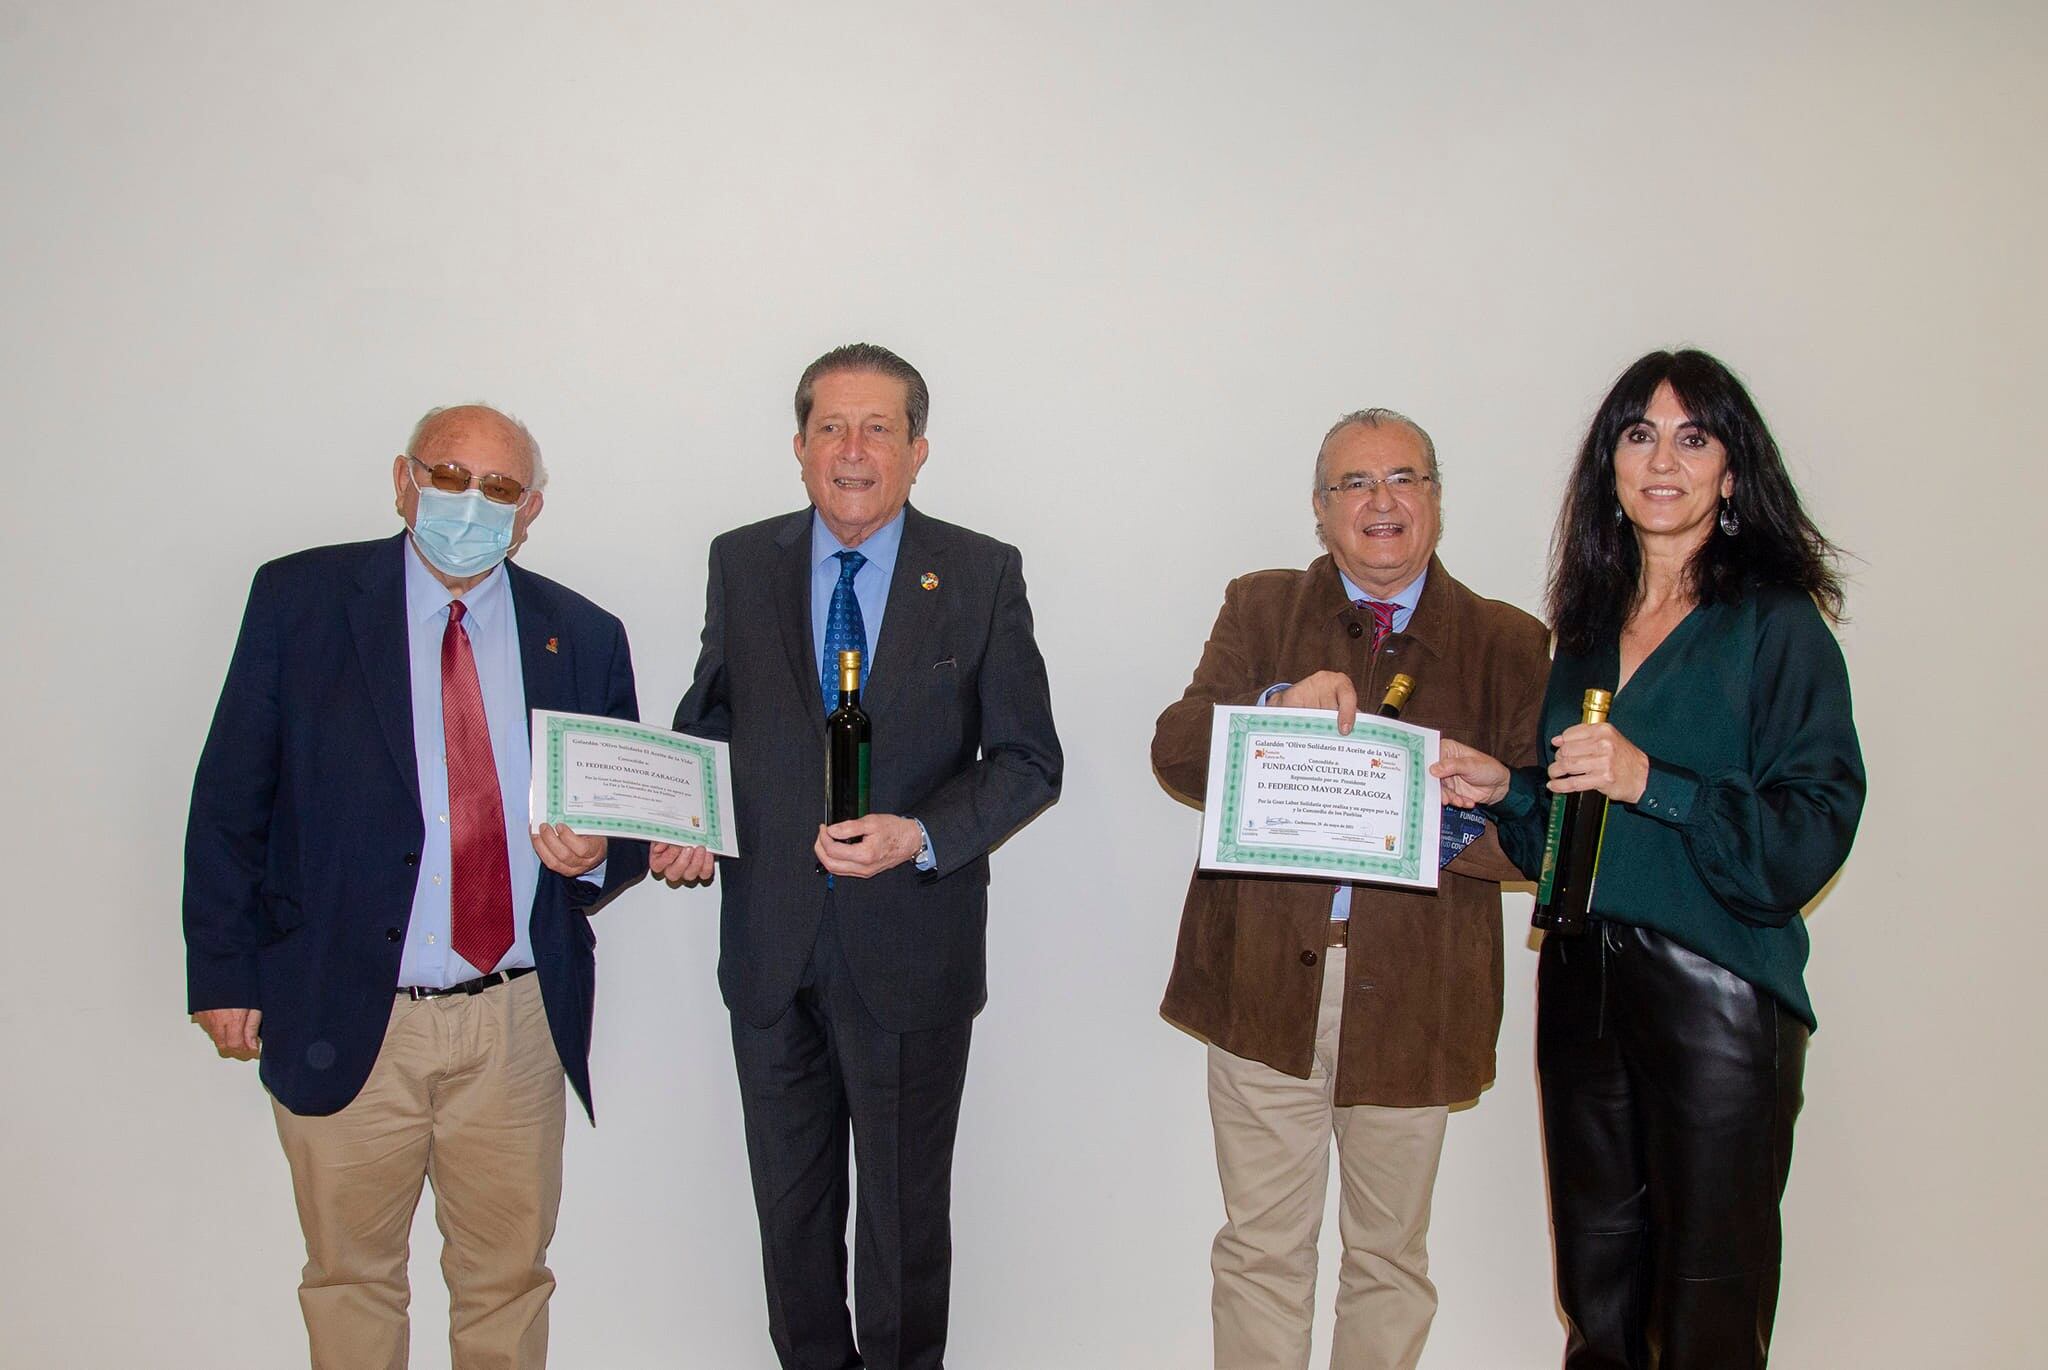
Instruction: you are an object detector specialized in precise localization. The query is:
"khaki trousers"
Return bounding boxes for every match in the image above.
[1207,946,1450,1370]
[272,972,566,1370]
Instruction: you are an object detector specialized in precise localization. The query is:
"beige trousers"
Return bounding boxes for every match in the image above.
[272,972,566,1370]
[1207,946,1451,1370]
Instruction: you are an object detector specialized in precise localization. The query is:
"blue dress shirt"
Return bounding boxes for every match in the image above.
[1262,568,1426,923]
[397,544,542,987]
[809,508,906,672]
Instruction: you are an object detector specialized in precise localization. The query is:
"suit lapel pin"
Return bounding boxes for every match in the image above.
[546,637,559,654]
[920,571,939,591]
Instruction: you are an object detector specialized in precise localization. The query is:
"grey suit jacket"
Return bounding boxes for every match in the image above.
[673,504,1062,1031]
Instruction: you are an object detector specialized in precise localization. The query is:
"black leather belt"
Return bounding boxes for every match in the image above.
[399,966,536,1000]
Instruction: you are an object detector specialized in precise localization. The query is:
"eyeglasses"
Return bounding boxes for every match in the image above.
[408,456,533,506]
[1317,472,1436,499]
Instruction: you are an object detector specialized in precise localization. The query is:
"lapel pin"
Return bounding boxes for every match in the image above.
[546,637,559,654]
[920,571,939,591]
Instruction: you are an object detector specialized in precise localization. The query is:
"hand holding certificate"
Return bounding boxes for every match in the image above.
[1198,705,1441,889]
[529,710,739,856]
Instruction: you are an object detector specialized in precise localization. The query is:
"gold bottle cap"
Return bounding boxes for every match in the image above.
[838,649,862,693]
[1382,673,1415,712]
[1582,687,1613,724]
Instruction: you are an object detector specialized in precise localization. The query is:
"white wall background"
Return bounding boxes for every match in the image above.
[3,2,2042,1365]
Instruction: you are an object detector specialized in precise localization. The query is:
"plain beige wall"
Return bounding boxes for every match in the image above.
[2,1,2041,1365]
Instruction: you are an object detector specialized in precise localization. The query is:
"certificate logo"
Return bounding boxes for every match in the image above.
[1383,834,1396,852]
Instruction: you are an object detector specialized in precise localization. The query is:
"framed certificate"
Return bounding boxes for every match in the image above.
[1197,705,1441,889]
[529,710,739,856]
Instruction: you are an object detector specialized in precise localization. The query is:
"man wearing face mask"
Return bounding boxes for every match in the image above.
[183,404,647,1369]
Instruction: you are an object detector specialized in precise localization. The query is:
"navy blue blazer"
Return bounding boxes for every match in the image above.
[184,533,648,1118]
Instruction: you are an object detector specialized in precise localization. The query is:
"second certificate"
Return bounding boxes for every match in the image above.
[1198,705,1441,890]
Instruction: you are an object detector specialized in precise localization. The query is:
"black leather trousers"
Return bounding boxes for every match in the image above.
[1537,921,1807,1370]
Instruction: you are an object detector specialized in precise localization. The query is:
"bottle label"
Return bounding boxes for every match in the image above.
[1536,793,1567,903]
[856,742,871,816]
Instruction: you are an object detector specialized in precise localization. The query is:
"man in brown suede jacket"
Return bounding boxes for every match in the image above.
[1153,408,1548,1370]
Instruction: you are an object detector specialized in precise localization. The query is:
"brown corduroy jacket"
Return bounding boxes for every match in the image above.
[1154,556,1549,1107]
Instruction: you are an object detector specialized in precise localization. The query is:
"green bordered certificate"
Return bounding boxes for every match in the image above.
[528,710,739,856]
[1198,705,1441,889]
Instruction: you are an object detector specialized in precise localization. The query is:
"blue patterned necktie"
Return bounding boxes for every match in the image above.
[821,549,868,710]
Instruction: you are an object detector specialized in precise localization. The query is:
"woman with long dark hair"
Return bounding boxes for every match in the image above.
[1433,349,1865,1367]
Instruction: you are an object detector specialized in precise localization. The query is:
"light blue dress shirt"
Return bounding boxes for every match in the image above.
[1262,568,1426,923]
[809,508,905,673]
[398,545,542,987]
[808,509,934,869]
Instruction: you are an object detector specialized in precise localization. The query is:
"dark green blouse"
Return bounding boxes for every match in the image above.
[1490,585,1865,1028]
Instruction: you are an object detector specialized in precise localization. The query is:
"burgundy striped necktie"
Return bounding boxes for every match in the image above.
[1358,599,1398,652]
[443,600,513,973]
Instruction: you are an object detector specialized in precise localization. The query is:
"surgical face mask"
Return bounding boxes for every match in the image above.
[409,486,520,578]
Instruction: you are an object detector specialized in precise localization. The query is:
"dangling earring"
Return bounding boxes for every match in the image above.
[1612,503,1627,525]
[1718,498,1740,536]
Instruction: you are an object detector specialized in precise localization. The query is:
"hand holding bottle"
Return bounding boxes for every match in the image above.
[1533,689,1616,935]
[1547,722,1649,805]
[815,815,925,878]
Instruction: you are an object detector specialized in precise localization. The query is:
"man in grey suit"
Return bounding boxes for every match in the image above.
[652,343,1062,1370]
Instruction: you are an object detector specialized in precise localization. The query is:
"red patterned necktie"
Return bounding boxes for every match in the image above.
[443,600,513,973]
[1358,598,1398,652]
